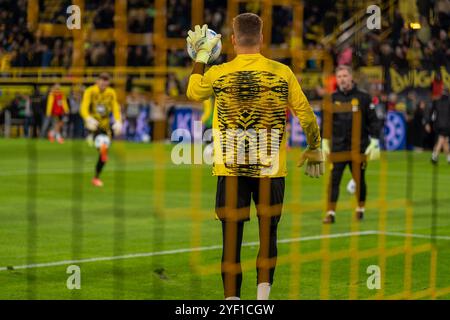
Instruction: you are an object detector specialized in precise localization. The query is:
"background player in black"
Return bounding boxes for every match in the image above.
[427,88,450,164]
[322,65,381,224]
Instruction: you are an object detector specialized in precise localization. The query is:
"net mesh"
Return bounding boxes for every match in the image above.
[1,0,449,300]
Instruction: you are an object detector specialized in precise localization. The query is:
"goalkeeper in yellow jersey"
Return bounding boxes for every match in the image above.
[80,73,123,187]
[186,14,323,300]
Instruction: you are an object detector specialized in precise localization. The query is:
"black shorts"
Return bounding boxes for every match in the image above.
[215,176,285,222]
[50,115,64,122]
[93,129,111,139]
[436,128,450,137]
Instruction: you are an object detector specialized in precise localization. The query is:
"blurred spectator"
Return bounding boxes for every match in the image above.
[411,100,428,151]
[128,3,155,33]
[405,91,417,120]
[372,95,388,142]
[23,94,33,137]
[204,0,227,41]
[85,42,115,66]
[428,88,450,163]
[337,44,352,66]
[392,10,405,46]
[435,0,450,30]
[305,44,320,69]
[304,14,323,45]
[417,17,431,44]
[405,91,417,147]
[272,6,292,45]
[392,46,409,70]
[125,88,143,140]
[30,86,45,138]
[128,45,154,66]
[93,1,115,29]
[68,86,84,138]
[9,93,26,119]
[41,43,53,67]
[380,43,393,68]
[150,101,167,141]
[323,9,338,35]
[167,0,191,38]
[406,38,423,69]
[432,73,444,100]
[167,48,190,67]
[39,0,71,24]
[166,73,182,97]
[3,93,27,136]
[45,83,69,144]
[387,93,399,111]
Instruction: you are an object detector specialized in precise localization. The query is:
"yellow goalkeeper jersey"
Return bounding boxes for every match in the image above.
[187,53,321,177]
[80,84,122,133]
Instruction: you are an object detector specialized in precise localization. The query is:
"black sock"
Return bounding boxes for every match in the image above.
[95,155,106,178]
[221,221,244,298]
[257,217,279,285]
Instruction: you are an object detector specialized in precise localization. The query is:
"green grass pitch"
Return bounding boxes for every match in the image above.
[0,138,449,299]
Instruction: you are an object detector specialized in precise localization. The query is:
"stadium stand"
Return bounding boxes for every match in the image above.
[0,0,448,144]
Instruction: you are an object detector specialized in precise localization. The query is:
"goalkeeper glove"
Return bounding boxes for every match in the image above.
[187,24,221,64]
[85,116,99,131]
[297,146,325,178]
[322,138,331,159]
[364,138,380,161]
[112,121,123,136]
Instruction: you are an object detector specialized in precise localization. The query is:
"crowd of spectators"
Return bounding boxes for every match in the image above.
[300,1,450,72]
[166,0,191,38]
[0,0,449,150]
[85,42,115,67]
[1,0,449,70]
[352,9,450,71]
[128,0,155,33]
[128,45,154,66]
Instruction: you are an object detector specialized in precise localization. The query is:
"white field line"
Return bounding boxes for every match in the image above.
[379,231,450,241]
[0,162,445,178]
[1,230,449,272]
[0,231,374,271]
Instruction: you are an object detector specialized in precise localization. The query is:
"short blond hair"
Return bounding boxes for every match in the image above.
[232,13,263,47]
[335,65,353,75]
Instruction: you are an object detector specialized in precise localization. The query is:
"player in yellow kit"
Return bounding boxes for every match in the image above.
[186,14,324,300]
[80,73,123,187]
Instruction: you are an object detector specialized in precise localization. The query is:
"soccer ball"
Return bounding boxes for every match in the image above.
[187,28,222,64]
[141,133,150,143]
[346,179,356,194]
[94,134,111,149]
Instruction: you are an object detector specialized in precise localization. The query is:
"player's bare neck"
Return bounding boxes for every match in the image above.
[235,45,261,55]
